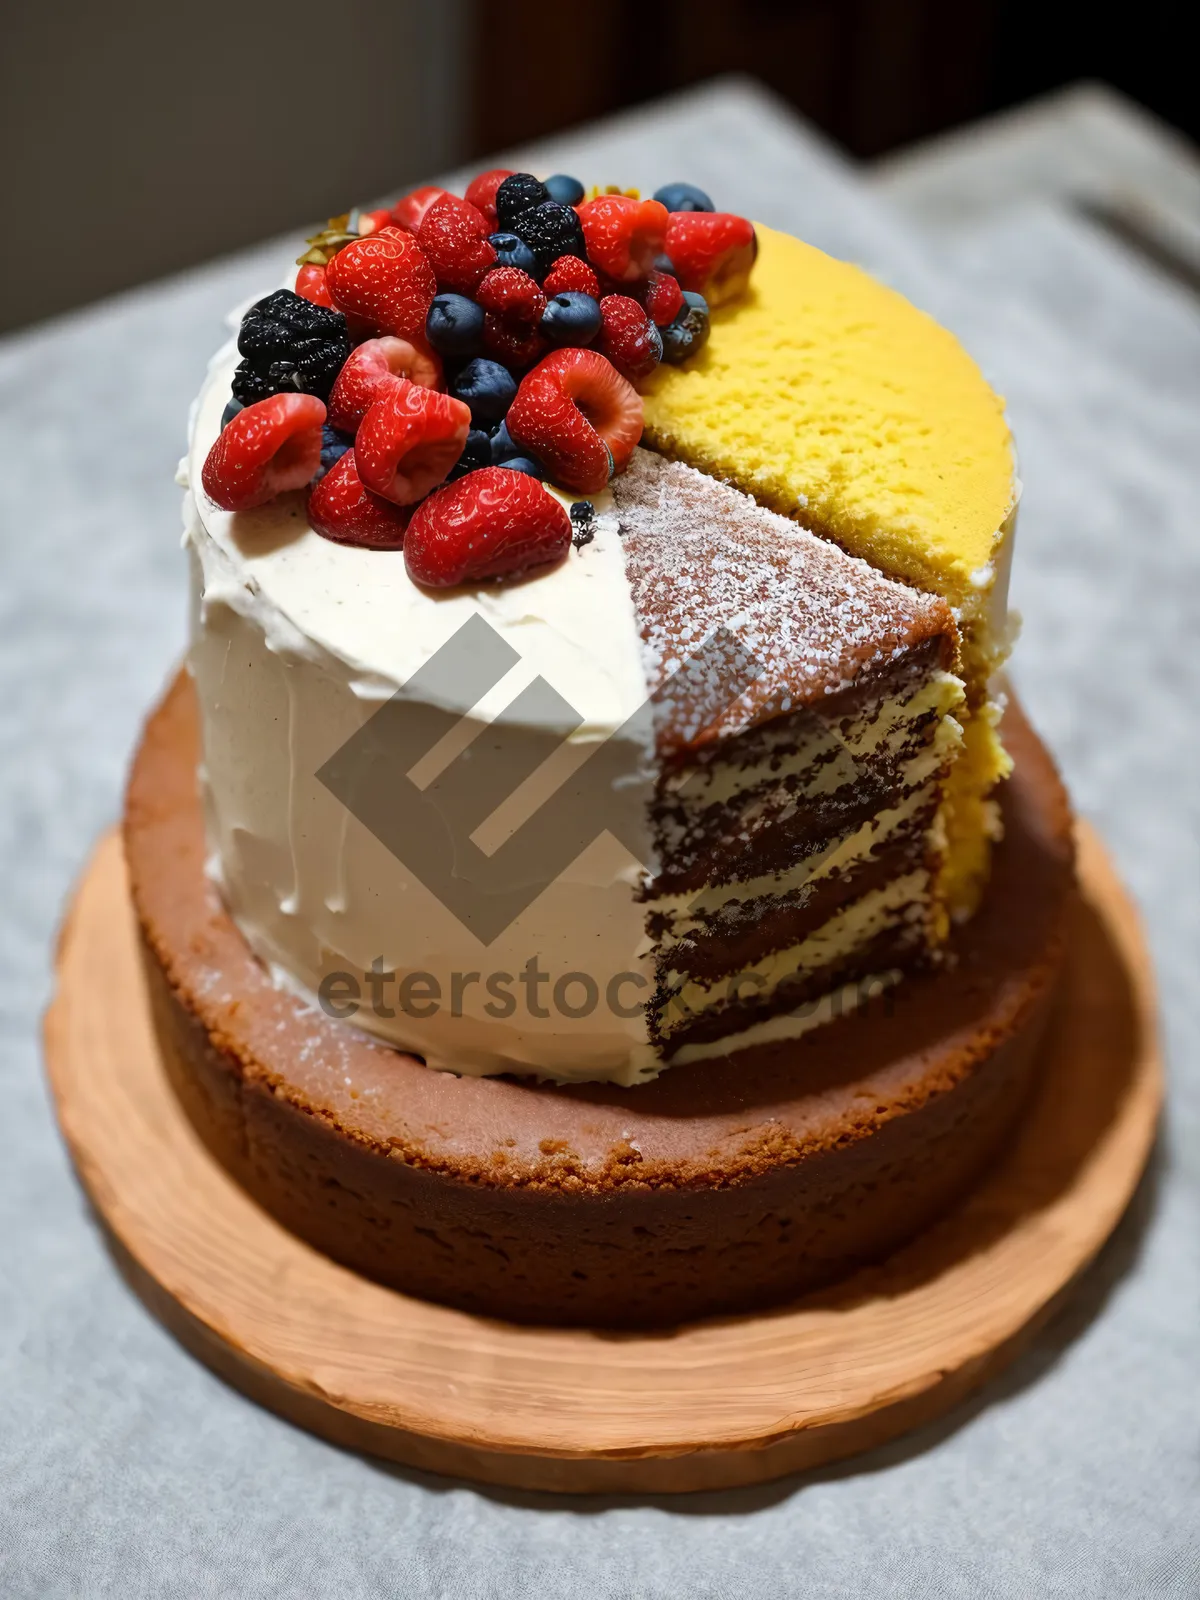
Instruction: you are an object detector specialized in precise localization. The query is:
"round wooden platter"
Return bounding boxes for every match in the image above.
[44,822,1160,1495]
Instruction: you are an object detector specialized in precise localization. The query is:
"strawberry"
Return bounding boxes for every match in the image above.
[355,379,471,505]
[295,263,334,309]
[404,467,571,587]
[327,336,442,433]
[577,195,668,283]
[202,393,326,512]
[325,229,437,341]
[542,255,601,299]
[307,449,411,549]
[507,349,642,494]
[482,316,548,370]
[664,212,757,306]
[636,268,684,327]
[390,185,449,233]
[476,267,546,326]
[417,193,497,295]
[464,167,515,229]
[355,206,394,236]
[597,295,663,383]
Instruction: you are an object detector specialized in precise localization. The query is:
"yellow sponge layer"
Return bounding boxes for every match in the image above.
[642,225,1015,615]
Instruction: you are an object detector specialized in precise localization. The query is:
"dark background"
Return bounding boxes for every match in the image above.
[1,0,1193,334]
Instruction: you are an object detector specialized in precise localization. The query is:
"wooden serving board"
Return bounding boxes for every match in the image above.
[44,822,1160,1494]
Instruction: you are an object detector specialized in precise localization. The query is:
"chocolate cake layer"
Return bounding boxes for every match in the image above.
[126,674,1074,1327]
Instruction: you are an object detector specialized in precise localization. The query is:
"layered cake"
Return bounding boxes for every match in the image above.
[128,171,1073,1324]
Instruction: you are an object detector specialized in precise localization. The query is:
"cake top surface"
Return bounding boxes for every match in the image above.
[642,225,1015,608]
[614,451,955,753]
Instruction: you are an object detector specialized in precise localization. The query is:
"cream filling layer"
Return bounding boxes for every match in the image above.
[669,969,902,1066]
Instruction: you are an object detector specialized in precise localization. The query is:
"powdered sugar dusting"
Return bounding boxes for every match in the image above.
[613,450,954,753]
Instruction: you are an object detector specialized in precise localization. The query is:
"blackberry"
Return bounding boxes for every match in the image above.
[570,500,596,550]
[495,173,549,233]
[231,289,350,407]
[513,201,586,271]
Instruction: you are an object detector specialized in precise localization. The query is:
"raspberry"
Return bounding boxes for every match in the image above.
[404,467,572,588]
[307,449,411,549]
[483,316,548,369]
[664,212,757,306]
[231,290,350,407]
[597,295,663,383]
[201,393,326,512]
[390,185,449,233]
[355,380,471,505]
[327,336,442,434]
[543,256,601,299]
[512,201,587,271]
[294,263,334,310]
[495,173,550,234]
[577,195,668,283]
[507,349,642,494]
[417,193,497,295]
[476,267,546,326]
[637,268,684,327]
[325,229,437,341]
[464,167,515,229]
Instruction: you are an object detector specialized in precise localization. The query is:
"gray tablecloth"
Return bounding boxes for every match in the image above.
[2,79,1197,1598]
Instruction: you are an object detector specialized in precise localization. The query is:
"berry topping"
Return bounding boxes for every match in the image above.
[570,499,596,549]
[326,336,441,434]
[482,317,548,370]
[495,173,550,233]
[325,229,437,341]
[636,268,684,327]
[512,201,587,271]
[464,168,515,229]
[294,263,335,310]
[540,291,602,347]
[450,357,518,424]
[507,348,641,494]
[498,456,542,477]
[597,294,663,382]
[355,380,471,505]
[449,427,494,480]
[351,206,394,236]
[316,423,353,481]
[488,232,539,277]
[476,266,546,326]
[231,290,350,407]
[488,420,521,462]
[544,173,586,206]
[390,185,449,233]
[220,397,244,431]
[652,182,714,214]
[425,292,486,357]
[577,195,669,283]
[663,211,757,306]
[416,193,497,295]
[404,467,571,588]
[660,289,711,364]
[307,449,410,549]
[653,251,676,276]
[542,255,601,299]
[202,393,326,512]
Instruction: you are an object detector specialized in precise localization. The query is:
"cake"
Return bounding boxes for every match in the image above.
[128,171,1072,1325]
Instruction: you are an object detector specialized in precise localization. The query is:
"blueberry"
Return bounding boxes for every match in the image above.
[540,291,601,347]
[488,232,539,276]
[497,456,542,477]
[220,397,244,431]
[570,500,596,549]
[544,173,585,206]
[426,293,485,358]
[448,428,493,480]
[495,173,550,233]
[451,358,517,423]
[653,182,714,214]
[314,423,353,481]
[660,291,710,364]
[512,201,586,270]
[488,420,522,463]
[653,252,676,277]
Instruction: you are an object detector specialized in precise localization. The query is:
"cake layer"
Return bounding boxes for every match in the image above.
[126,673,1073,1327]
